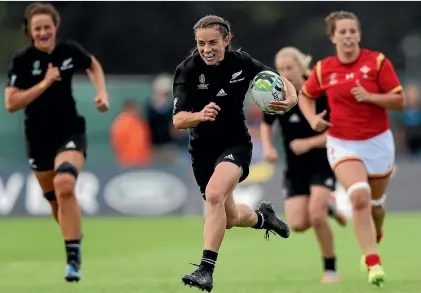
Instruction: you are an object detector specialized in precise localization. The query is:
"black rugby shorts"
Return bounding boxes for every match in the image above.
[26,133,87,171]
[283,162,335,199]
[191,145,252,200]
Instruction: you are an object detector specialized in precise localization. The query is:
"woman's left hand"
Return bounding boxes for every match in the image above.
[268,93,298,112]
[351,80,372,102]
[95,91,109,112]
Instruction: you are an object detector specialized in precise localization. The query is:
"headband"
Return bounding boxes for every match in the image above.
[207,22,230,33]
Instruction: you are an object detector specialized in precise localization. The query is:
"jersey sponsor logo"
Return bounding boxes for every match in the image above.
[32,60,42,76]
[60,58,74,71]
[216,88,227,97]
[230,70,245,84]
[198,74,208,90]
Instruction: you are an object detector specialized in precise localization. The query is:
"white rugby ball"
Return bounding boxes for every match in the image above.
[247,70,287,115]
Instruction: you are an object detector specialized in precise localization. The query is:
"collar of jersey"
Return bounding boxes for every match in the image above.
[31,39,63,55]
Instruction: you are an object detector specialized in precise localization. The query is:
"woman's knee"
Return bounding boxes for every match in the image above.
[53,162,78,197]
[205,184,226,206]
[291,222,310,232]
[308,186,331,227]
[347,182,371,211]
[309,208,327,228]
[205,163,240,206]
[288,214,310,232]
[285,197,310,232]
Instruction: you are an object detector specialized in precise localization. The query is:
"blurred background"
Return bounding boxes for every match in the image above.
[0,1,420,218]
[1,3,421,293]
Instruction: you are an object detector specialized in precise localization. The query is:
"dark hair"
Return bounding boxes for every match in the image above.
[325,10,360,37]
[189,15,233,57]
[23,3,60,38]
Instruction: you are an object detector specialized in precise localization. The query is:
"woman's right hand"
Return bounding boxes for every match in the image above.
[198,102,221,122]
[43,63,61,86]
[309,110,333,132]
[263,144,279,163]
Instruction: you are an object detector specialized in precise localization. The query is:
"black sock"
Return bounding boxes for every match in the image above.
[200,250,218,271]
[323,256,336,271]
[65,239,81,264]
[252,211,265,229]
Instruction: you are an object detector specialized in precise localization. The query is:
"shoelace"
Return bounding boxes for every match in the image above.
[264,229,276,241]
[188,263,213,276]
[188,263,202,276]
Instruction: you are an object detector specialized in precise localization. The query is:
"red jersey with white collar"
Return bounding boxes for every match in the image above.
[302,49,402,140]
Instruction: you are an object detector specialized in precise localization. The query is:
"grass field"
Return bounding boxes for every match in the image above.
[0,213,420,293]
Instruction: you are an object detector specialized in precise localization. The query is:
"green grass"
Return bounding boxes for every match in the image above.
[0,213,420,293]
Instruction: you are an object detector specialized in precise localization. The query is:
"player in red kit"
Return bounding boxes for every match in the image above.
[299,11,403,287]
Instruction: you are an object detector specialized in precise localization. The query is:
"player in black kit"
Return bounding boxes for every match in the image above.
[4,3,109,282]
[260,47,347,283]
[173,15,298,292]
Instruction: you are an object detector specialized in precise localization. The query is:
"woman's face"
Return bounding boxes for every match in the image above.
[195,27,229,65]
[276,55,303,85]
[331,19,361,55]
[30,14,57,52]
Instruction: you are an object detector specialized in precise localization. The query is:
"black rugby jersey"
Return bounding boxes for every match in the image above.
[6,40,92,143]
[173,50,272,154]
[262,81,330,172]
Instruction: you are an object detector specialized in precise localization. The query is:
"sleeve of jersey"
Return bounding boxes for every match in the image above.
[5,56,25,89]
[70,41,93,70]
[301,62,323,99]
[377,55,403,94]
[249,57,275,75]
[172,65,192,116]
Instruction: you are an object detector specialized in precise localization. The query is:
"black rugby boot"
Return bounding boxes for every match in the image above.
[257,201,290,239]
[182,264,213,292]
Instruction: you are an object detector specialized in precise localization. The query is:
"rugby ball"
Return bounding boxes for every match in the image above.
[247,70,287,114]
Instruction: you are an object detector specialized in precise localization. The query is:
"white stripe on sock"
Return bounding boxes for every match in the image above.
[201,258,216,264]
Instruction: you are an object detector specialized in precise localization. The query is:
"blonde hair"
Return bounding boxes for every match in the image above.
[325,10,360,37]
[275,47,312,76]
[152,73,173,93]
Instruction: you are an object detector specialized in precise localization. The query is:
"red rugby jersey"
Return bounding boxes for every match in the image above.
[302,49,402,140]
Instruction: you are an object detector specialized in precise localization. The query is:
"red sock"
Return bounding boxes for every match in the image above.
[376,231,383,244]
[365,254,381,269]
